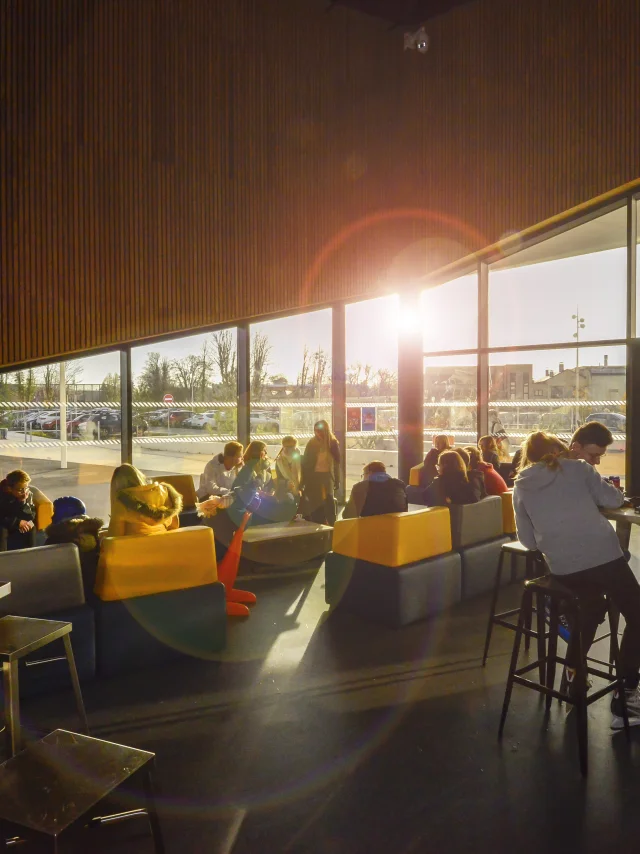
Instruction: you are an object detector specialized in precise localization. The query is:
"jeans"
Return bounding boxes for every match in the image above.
[0,525,36,552]
[557,557,640,688]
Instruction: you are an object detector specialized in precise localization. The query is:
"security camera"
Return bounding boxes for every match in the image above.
[404,26,429,54]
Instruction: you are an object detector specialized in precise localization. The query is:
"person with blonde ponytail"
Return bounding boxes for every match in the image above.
[513,431,640,729]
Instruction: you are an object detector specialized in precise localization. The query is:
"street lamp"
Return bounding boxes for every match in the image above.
[572,307,585,428]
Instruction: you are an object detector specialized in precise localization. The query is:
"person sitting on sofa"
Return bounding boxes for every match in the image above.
[107,463,183,537]
[423,450,480,507]
[453,447,486,501]
[478,435,500,468]
[197,441,244,501]
[343,461,408,519]
[275,435,302,499]
[229,441,297,526]
[419,434,452,488]
[464,445,508,496]
[45,496,104,553]
[0,469,36,551]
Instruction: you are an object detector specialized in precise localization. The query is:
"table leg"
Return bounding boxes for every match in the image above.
[2,660,20,757]
[143,768,166,854]
[616,520,632,553]
[62,635,89,735]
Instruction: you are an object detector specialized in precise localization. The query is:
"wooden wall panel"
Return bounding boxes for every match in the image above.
[1,0,640,368]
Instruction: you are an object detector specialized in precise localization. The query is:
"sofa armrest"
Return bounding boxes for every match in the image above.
[30,486,54,531]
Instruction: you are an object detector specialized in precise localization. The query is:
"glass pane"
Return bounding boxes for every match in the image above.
[489,207,627,347]
[345,296,398,492]
[249,309,332,463]
[0,353,121,523]
[420,274,478,351]
[132,330,237,490]
[489,345,626,486]
[423,353,478,456]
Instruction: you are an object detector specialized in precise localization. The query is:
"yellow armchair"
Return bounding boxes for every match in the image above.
[332,506,452,567]
[409,464,423,487]
[95,525,218,601]
[30,486,54,531]
[156,474,198,508]
[501,490,517,535]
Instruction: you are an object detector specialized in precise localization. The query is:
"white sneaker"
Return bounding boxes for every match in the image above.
[611,685,640,729]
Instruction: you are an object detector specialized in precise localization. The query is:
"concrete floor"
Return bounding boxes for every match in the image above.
[22,528,640,854]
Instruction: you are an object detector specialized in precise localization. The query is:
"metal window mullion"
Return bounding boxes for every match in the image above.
[237,324,250,448]
[332,303,347,503]
[120,346,133,464]
[477,262,489,438]
[628,196,637,339]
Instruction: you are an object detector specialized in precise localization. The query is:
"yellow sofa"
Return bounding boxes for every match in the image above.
[501,491,516,535]
[30,486,54,531]
[157,474,198,508]
[332,506,452,567]
[95,525,218,601]
[409,464,423,487]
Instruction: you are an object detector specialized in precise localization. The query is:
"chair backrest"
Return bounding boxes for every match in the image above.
[501,490,516,534]
[0,543,85,617]
[95,525,218,601]
[332,506,451,567]
[30,485,54,530]
[408,464,423,487]
[448,496,503,549]
[156,474,198,508]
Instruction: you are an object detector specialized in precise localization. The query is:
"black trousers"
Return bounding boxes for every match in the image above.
[0,525,36,552]
[557,556,640,686]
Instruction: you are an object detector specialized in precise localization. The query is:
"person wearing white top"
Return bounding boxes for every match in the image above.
[513,431,640,730]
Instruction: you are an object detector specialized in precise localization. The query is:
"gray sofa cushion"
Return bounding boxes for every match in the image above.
[449,496,503,549]
[0,543,85,617]
[325,551,462,628]
[459,536,512,599]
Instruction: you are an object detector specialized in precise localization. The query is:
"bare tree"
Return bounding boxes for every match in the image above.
[173,355,201,402]
[297,346,312,396]
[311,347,329,398]
[39,362,84,398]
[251,331,271,400]
[198,340,214,400]
[211,331,237,399]
[100,373,121,402]
[135,352,174,401]
[24,368,37,401]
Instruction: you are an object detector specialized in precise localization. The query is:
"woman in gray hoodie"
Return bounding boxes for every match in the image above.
[513,431,640,729]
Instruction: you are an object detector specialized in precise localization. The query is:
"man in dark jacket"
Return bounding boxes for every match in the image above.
[0,469,37,551]
[342,461,408,519]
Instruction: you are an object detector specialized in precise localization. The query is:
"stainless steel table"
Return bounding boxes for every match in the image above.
[603,506,640,552]
[0,616,89,757]
[0,729,165,852]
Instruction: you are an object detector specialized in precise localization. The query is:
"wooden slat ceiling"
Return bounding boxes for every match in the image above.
[1,0,639,370]
[328,0,476,26]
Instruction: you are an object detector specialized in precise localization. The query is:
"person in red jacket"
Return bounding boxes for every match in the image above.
[465,446,508,495]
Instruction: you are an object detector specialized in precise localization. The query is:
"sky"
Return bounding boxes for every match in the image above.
[66,246,629,387]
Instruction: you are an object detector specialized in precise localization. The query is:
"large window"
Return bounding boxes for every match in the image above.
[132,330,237,488]
[345,296,398,491]
[0,353,121,522]
[421,274,477,352]
[423,353,477,454]
[249,310,332,464]
[489,345,626,485]
[489,207,627,348]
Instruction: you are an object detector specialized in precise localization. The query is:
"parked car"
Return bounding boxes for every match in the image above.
[585,412,626,432]
[250,410,280,432]
[167,409,195,426]
[78,410,122,439]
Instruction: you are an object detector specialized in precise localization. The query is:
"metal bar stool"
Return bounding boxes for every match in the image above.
[0,616,89,757]
[482,541,548,679]
[498,575,630,777]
